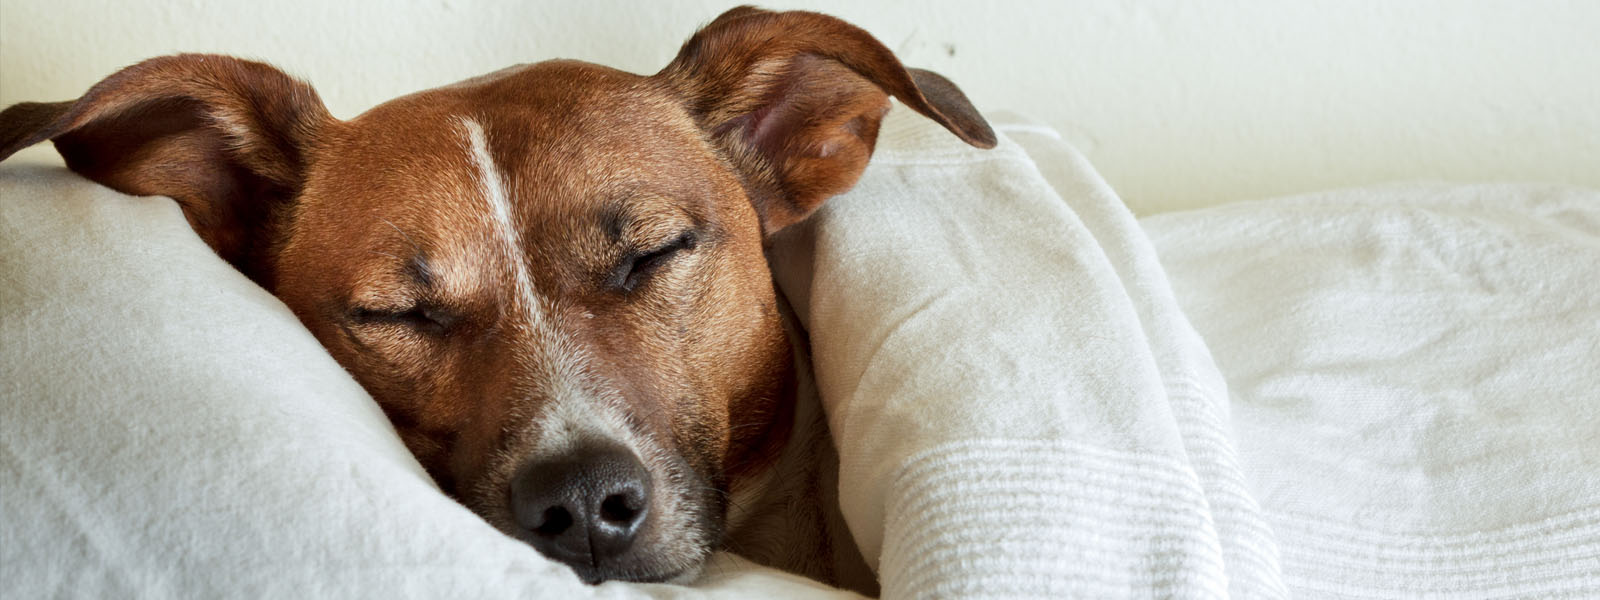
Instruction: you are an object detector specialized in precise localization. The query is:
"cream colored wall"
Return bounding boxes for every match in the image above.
[2,0,1595,214]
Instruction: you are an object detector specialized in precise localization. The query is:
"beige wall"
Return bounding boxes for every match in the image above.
[2,0,1595,213]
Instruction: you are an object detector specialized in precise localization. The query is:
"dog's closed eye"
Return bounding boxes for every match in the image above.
[613,232,697,293]
[350,304,458,336]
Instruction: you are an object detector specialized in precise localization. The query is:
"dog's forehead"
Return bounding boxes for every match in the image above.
[297,60,754,300]
[330,60,735,236]
[352,63,710,182]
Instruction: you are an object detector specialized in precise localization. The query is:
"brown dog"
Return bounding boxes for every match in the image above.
[0,6,993,588]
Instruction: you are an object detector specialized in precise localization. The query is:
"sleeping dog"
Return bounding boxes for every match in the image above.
[0,6,993,589]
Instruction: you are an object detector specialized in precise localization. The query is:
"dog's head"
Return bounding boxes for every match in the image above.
[0,7,992,583]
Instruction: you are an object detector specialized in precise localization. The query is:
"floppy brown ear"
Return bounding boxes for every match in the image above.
[655,6,996,235]
[0,54,333,282]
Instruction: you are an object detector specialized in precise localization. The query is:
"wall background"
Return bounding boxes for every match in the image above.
[2,0,1595,214]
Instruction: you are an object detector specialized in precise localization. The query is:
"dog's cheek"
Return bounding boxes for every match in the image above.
[396,425,457,491]
[667,391,730,480]
[704,233,795,483]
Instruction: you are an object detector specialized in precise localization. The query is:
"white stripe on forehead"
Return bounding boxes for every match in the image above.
[460,117,544,330]
[456,117,640,455]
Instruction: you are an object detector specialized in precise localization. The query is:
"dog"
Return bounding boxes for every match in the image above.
[0,6,993,590]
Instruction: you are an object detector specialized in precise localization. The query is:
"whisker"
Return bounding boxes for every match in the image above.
[381,218,424,254]
[724,421,776,434]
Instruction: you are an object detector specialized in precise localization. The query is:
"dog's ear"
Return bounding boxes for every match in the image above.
[656,7,995,235]
[0,54,333,281]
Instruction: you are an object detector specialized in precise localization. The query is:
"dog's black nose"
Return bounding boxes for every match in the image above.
[510,443,652,580]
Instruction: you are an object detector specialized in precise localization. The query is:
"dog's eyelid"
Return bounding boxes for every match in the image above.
[348,300,460,335]
[649,230,698,253]
[604,192,702,243]
[610,230,698,292]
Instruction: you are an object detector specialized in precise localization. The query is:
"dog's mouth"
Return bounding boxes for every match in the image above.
[463,438,726,585]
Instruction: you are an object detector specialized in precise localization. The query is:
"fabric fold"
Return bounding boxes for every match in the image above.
[768,108,1286,599]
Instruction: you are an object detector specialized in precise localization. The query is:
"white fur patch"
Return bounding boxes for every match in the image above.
[457,117,640,456]
[460,118,538,327]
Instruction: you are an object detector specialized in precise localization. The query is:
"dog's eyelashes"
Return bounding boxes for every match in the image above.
[351,304,457,336]
[615,232,698,292]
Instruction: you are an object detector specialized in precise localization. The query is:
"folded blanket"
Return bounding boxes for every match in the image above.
[1143,186,1600,598]
[769,111,1286,598]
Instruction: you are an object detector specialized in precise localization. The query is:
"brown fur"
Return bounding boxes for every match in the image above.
[0,6,993,589]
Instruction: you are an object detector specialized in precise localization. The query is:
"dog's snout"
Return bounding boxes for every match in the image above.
[511,443,652,580]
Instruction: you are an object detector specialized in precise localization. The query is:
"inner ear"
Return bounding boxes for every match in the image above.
[655,8,995,236]
[721,55,892,233]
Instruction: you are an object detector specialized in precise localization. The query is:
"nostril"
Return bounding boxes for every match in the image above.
[509,442,653,571]
[599,493,639,525]
[534,506,574,537]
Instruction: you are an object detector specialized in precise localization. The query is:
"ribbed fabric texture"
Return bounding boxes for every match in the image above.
[880,439,1226,598]
[1274,506,1600,598]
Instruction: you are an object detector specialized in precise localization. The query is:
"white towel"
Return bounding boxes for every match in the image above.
[1143,186,1600,598]
[768,110,1287,598]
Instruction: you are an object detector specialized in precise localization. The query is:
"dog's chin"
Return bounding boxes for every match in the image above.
[500,523,717,585]
[560,558,707,586]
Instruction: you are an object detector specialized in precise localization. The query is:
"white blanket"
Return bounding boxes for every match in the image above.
[768,113,1285,598]
[4,109,1597,598]
[1143,187,1600,598]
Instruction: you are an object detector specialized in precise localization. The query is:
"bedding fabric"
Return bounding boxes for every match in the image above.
[767,113,1286,598]
[4,107,1597,599]
[1142,186,1600,598]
